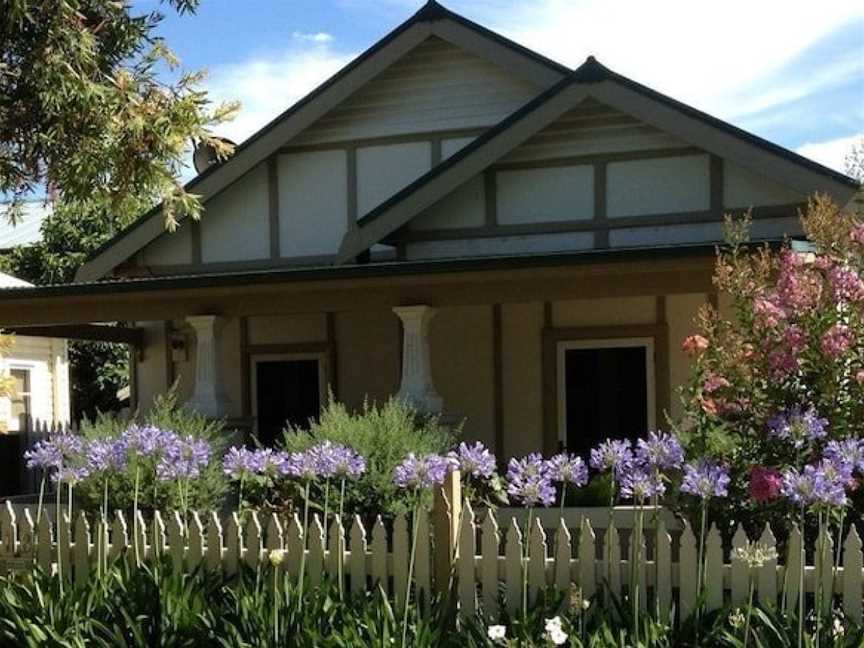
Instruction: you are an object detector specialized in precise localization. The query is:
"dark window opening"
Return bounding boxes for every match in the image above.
[562,345,648,458]
[255,359,321,446]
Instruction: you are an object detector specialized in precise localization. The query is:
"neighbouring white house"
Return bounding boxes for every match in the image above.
[0,202,71,433]
[0,2,858,457]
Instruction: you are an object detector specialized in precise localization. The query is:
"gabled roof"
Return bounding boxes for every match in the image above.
[75,1,570,282]
[336,56,861,262]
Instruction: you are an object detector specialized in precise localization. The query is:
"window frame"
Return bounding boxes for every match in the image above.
[7,365,34,432]
[249,352,328,437]
[555,337,656,449]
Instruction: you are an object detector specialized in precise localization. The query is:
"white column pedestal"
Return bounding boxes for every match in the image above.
[393,305,443,414]
[185,315,232,417]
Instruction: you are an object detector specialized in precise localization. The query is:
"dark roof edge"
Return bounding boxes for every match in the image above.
[81,2,571,268]
[2,243,728,300]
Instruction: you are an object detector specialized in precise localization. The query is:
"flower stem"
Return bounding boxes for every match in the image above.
[323,479,330,539]
[133,464,141,567]
[744,576,754,648]
[523,506,533,617]
[401,495,421,648]
[559,482,567,518]
[273,566,279,645]
[337,478,346,600]
[798,506,805,648]
[297,480,311,611]
[55,479,63,592]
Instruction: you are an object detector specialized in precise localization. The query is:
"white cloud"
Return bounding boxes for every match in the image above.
[796,133,864,174]
[292,31,334,43]
[476,0,864,120]
[204,45,356,145]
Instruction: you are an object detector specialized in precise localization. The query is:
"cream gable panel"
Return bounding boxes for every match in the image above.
[140,225,192,266]
[201,164,270,263]
[607,155,711,218]
[723,160,805,208]
[294,37,541,146]
[413,174,485,231]
[278,150,348,257]
[357,141,431,217]
[498,166,593,225]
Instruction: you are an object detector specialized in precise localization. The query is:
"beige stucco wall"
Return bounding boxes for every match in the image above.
[133,290,710,453]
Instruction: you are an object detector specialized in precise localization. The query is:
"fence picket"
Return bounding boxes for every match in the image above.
[166,511,184,571]
[326,516,344,581]
[504,518,522,615]
[371,516,388,593]
[152,511,166,559]
[206,512,223,571]
[109,510,127,562]
[19,509,34,561]
[554,519,571,594]
[481,511,500,618]
[73,512,90,585]
[679,521,697,619]
[783,525,802,616]
[393,513,409,614]
[36,512,52,569]
[606,523,621,598]
[244,512,262,570]
[757,524,778,605]
[730,525,748,605]
[578,519,595,600]
[842,526,862,623]
[133,510,147,563]
[705,523,723,611]
[286,514,303,578]
[528,517,546,605]
[349,516,367,595]
[58,511,71,580]
[630,520,647,612]
[308,515,325,587]
[188,512,205,569]
[415,509,432,608]
[655,519,672,622]
[225,512,241,575]
[458,502,477,616]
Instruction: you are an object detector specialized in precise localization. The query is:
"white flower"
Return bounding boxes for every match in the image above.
[544,616,562,632]
[487,625,507,641]
[268,549,285,567]
[547,627,568,645]
[582,598,591,611]
[728,609,745,629]
[832,616,845,637]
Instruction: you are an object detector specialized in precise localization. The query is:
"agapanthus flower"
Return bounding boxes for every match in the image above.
[680,461,730,499]
[451,442,496,479]
[25,433,85,473]
[307,441,340,478]
[393,453,454,489]
[506,453,555,506]
[781,464,847,507]
[547,452,588,486]
[589,439,633,476]
[635,431,684,471]
[86,439,127,474]
[222,446,259,480]
[120,425,177,459]
[53,465,90,486]
[748,466,782,503]
[767,405,828,448]
[330,445,366,479]
[617,466,665,501]
[157,435,210,480]
[824,439,864,475]
[24,439,63,470]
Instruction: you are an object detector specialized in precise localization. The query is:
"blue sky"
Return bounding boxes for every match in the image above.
[147,0,863,174]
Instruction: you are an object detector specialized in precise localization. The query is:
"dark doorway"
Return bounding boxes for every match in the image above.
[562,345,648,457]
[255,358,321,446]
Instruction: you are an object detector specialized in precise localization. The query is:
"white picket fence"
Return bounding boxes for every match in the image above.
[0,500,861,623]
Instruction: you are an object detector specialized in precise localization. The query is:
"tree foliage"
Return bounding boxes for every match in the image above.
[0,0,238,228]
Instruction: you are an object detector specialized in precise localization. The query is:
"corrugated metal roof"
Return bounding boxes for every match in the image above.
[0,201,50,249]
[0,271,33,288]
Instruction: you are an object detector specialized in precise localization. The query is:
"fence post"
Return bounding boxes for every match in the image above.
[433,468,461,595]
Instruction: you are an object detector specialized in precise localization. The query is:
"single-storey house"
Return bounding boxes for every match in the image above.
[0,2,858,458]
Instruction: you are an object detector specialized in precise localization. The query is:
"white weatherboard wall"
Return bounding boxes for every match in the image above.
[357,141,431,217]
[1,336,69,431]
[498,166,593,225]
[293,37,542,146]
[278,150,348,257]
[723,160,805,208]
[201,164,270,263]
[607,155,710,218]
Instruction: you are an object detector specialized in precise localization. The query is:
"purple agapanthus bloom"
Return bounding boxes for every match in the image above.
[86,439,127,474]
[284,449,319,480]
[331,445,365,479]
[451,442,496,479]
[635,431,684,471]
[781,466,821,506]
[120,425,178,459]
[25,433,85,475]
[222,446,259,480]
[255,448,291,477]
[823,439,864,475]
[589,439,633,476]
[157,436,210,480]
[618,467,666,501]
[547,452,588,486]
[506,453,555,506]
[393,453,454,489]
[812,461,851,507]
[680,461,730,499]
[767,405,828,448]
[24,439,63,470]
[53,465,90,486]
[307,441,340,479]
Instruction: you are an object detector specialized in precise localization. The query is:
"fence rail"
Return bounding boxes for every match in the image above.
[0,500,861,623]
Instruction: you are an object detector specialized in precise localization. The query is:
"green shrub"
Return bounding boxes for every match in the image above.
[277,397,459,521]
[73,389,229,514]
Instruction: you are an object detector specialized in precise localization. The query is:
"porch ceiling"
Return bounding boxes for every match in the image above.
[0,246,717,326]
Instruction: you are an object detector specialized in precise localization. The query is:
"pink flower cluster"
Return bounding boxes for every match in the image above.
[821,323,854,359]
[826,264,864,303]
